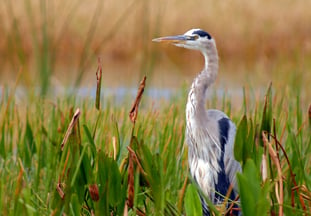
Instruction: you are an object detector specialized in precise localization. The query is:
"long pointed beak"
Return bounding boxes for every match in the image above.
[152,35,189,44]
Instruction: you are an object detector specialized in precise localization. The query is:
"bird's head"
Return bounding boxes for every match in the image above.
[152,29,215,52]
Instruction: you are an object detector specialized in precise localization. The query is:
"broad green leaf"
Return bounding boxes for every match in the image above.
[96,151,109,215]
[108,159,121,205]
[238,173,256,215]
[234,115,247,164]
[95,151,122,213]
[238,159,270,216]
[184,184,202,216]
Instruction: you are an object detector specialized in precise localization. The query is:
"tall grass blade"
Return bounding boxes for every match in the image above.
[23,116,36,168]
[112,118,121,162]
[242,86,247,115]
[83,125,97,160]
[0,125,5,158]
[260,83,272,146]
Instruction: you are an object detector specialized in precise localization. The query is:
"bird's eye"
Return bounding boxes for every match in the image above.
[188,35,199,40]
[192,35,199,40]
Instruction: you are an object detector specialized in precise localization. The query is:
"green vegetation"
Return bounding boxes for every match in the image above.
[1,0,311,91]
[0,71,310,215]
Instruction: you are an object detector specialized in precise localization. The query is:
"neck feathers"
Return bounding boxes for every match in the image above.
[186,41,218,119]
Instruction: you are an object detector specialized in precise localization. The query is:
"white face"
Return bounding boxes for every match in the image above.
[173,29,214,51]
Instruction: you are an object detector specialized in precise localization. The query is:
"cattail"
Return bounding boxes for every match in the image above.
[89,184,100,202]
[129,76,146,123]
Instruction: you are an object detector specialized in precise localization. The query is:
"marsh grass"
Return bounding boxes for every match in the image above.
[0,69,310,215]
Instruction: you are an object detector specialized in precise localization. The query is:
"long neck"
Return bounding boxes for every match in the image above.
[186,42,219,119]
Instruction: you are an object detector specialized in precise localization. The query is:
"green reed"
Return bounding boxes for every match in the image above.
[0,74,310,215]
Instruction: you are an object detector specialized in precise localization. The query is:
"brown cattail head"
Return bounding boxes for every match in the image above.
[89,184,100,202]
[129,76,146,123]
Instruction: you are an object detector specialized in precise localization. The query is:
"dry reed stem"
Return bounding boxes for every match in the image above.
[15,158,24,197]
[263,132,283,216]
[60,150,70,183]
[57,149,70,199]
[129,76,146,124]
[269,133,307,211]
[177,175,188,212]
[61,108,81,151]
[127,146,147,176]
[222,184,235,215]
[227,195,241,215]
[135,208,146,216]
[91,210,95,216]
[119,157,128,173]
[261,153,268,181]
[123,201,128,216]
[296,120,309,137]
[273,119,280,163]
[112,136,117,160]
[127,148,134,209]
[56,183,65,200]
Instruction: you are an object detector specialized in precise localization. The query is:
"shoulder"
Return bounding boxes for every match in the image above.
[206,109,236,145]
[206,109,235,128]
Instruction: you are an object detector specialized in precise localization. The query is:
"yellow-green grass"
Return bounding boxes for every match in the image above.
[0,76,310,215]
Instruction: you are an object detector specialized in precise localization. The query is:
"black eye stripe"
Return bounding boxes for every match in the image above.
[192,30,212,39]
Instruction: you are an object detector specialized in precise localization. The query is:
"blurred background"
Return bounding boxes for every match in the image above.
[0,0,310,103]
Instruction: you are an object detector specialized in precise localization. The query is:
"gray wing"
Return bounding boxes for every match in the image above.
[207,110,241,198]
[217,115,241,195]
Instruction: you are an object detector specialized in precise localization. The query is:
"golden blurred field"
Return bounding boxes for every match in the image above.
[1,0,310,97]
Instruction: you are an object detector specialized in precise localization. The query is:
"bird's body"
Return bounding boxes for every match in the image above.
[153,29,241,215]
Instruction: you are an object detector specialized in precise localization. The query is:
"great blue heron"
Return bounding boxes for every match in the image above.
[153,29,241,215]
